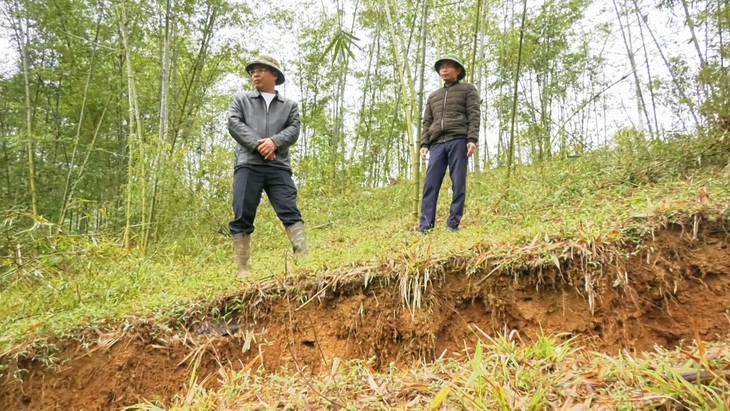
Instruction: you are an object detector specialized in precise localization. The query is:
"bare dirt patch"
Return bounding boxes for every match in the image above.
[1,223,729,410]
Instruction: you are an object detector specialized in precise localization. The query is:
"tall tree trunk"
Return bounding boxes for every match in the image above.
[720,0,725,68]
[476,0,490,170]
[508,0,528,180]
[468,0,483,170]
[170,2,217,154]
[468,0,482,86]
[415,0,428,201]
[363,37,382,187]
[330,12,356,191]
[119,0,144,249]
[59,19,102,229]
[383,0,420,218]
[632,0,700,130]
[496,0,510,168]
[469,0,486,170]
[331,70,346,190]
[612,0,653,138]
[144,0,174,251]
[9,5,38,216]
[296,45,308,162]
[2,137,11,201]
[64,98,111,230]
[347,37,375,191]
[634,5,660,138]
[680,0,708,74]
[385,80,402,183]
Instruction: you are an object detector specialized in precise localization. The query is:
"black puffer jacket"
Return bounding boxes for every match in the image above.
[421,81,480,148]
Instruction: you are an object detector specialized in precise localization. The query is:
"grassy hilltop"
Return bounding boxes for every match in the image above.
[1,134,729,410]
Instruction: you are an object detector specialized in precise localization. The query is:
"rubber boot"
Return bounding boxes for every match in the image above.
[285,222,309,258]
[231,233,251,281]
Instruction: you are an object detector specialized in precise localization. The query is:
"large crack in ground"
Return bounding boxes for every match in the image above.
[1,223,729,410]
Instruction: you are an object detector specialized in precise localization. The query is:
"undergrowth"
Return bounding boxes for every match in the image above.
[133,332,730,410]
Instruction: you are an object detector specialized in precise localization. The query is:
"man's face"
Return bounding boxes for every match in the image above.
[248,64,277,90]
[439,61,462,83]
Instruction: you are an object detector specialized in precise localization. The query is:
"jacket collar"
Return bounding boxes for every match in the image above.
[443,80,460,88]
[251,89,284,102]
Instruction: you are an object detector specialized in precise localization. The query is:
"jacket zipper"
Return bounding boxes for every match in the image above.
[264,97,270,137]
[441,87,449,130]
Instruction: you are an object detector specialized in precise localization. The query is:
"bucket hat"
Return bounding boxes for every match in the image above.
[434,54,466,81]
[246,55,285,85]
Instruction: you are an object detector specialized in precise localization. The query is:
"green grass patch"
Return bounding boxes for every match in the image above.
[1,134,729,358]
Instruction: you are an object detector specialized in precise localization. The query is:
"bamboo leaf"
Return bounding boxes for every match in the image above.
[430,385,451,410]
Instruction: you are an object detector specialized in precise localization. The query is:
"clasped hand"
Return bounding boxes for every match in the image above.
[257,138,277,160]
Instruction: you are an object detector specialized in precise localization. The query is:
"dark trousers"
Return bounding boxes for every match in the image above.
[419,139,467,232]
[229,165,303,235]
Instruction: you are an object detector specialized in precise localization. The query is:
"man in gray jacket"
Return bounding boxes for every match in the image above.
[419,55,480,234]
[227,55,308,281]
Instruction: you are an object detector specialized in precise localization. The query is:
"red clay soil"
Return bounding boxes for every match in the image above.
[1,224,729,410]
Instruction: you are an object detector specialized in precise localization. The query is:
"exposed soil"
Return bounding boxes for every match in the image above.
[1,222,729,410]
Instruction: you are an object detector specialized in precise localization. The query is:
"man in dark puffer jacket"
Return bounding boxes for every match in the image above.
[419,54,480,234]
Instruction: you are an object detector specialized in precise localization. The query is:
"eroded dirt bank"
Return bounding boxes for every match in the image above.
[1,223,728,410]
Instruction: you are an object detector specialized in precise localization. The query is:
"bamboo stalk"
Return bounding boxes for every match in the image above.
[59,18,102,230]
[8,3,38,216]
[612,0,653,139]
[631,0,701,130]
[119,0,142,250]
[507,0,528,180]
[383,0,420,217]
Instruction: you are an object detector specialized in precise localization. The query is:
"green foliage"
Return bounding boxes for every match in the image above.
[322,28,360,64]
[700,62,730,133]
[0,0,252,246]
[486,0,606,163]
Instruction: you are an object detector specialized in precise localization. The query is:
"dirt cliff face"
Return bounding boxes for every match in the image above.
[2,223,729,410]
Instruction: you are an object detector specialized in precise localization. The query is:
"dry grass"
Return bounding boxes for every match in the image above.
[133,331,730,411]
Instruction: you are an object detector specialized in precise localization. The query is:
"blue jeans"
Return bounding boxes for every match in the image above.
[419,139,467,232]
[229,165,303,235]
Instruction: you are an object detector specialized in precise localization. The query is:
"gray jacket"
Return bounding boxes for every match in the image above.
[228,90,300,170]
